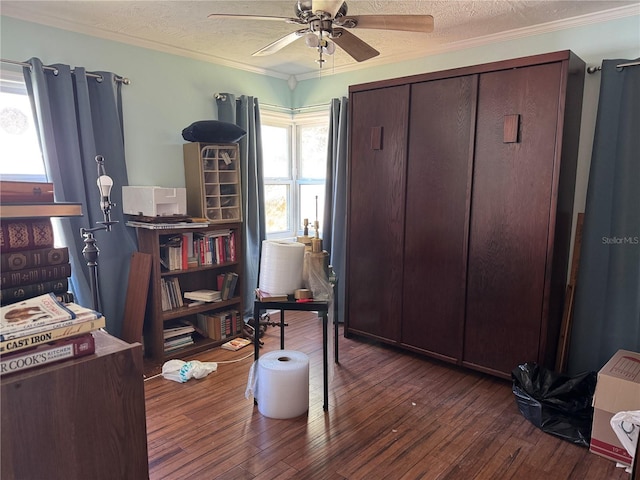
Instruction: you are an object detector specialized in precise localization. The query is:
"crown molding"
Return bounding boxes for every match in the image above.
[293,4,640,81]
[3,3,638,84]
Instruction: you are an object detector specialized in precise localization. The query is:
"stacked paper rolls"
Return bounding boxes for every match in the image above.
[257,350,309,419]
[258,240,305,294]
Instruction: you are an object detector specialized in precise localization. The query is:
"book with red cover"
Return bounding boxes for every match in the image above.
[0,316,105,354]
[1,246,70,271]
[1,263,71,288]
[0,218,54,252]
[0,332,95,376]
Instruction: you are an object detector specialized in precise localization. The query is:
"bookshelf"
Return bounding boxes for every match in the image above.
[134,222,243,369]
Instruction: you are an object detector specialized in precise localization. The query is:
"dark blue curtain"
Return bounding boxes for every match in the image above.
[568,59,640,374]
[323,97,349,323]
[23,57,137,337]
[216,93,265,319]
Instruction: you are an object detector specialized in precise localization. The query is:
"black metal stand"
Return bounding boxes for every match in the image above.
[79,154,118,312]
[253,299,337,412]
[80,223,115,312]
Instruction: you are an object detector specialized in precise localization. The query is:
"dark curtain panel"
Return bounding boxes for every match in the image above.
[216,93,265,319]
[323,97,349,323]
[23,57,137,337]
[568,59,640,374]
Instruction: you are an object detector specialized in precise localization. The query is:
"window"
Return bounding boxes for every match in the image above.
[261,109,329,239]
[0,67,46,182]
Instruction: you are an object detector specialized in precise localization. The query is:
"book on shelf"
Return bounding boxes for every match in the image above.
[1,263,71,288]
[0,316,105,354]
[192,229,234,266]
[196,310,241,341]
[0,180,55,204]
[163,324,195,340]
[0,218,54,252]
[255,288,288,302]
[221,337,251,351]
[185,299,205,308]
[0,203,82,219]
[125,220,209,230]
[184,289,221,302]
[0,293,102,340]
[160,277,184,311]
[159,234,183,271]
[0,332,96,376]
[1,246,69,271]
[221,272,239,300]
[163,335,194,352]
[0,278,69,306]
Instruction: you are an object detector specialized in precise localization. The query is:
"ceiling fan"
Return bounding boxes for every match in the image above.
[208,0,434,67]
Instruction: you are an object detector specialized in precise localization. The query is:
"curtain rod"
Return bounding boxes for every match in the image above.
[1,58,131,84]
[587,60,640,74]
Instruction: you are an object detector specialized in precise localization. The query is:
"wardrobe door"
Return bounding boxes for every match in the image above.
[464,62,563,376]
[401,76,476,362]
[346,85,410,342]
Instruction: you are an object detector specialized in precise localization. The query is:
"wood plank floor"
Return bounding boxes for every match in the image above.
[144,311,629,480]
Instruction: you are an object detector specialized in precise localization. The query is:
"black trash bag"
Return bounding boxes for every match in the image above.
[512,362,597,447]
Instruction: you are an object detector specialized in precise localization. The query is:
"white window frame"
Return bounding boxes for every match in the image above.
[261,107,329,240]
[0,66,47,182]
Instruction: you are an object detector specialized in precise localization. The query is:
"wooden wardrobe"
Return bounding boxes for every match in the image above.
[345,51,585,379]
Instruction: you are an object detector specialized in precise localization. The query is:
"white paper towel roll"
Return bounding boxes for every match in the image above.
[257,350,309,419]
[259,240,305,294]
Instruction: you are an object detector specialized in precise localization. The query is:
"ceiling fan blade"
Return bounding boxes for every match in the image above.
[331,28,379,62]
[208,13,302,24]
[312,0,344,18]
[344,15,434,33]
[252,30,306,56]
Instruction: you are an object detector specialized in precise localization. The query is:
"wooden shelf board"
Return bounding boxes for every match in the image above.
[0,202,83,218]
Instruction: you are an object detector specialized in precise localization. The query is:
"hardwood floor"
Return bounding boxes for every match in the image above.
[144,311,628,480]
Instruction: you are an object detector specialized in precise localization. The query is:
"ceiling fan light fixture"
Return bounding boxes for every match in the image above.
[305,32,320,48]
[323,40,336,55]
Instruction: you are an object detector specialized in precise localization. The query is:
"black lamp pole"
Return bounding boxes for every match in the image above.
[80,155,118,312]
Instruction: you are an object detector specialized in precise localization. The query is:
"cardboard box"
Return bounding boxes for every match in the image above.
[122,186,186,217]
[590,349,640,465]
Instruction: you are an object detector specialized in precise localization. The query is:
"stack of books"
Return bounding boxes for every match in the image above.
[184,289,221,303]
[163,320,195,353]
[193,229,237,266]
[0,181,76,306]
[160,277,185,311]
[0,218,73,305]
[196,309,242,341]
[0,293,105,376]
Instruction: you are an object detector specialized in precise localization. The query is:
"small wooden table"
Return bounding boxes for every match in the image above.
[253,299,339,411]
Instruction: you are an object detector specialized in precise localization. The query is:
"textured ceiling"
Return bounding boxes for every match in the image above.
[2,1,639,79]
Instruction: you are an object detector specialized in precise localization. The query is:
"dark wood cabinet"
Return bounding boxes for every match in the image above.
[346,85,409,341]
[402,75,476,363]
[345,51,585,378]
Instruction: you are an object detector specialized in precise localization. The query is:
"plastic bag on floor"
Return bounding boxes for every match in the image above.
[162,359,218,383]
[611,410,640,472]
[512,362,596,447]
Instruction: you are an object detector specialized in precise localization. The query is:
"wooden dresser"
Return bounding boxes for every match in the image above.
[1,330,149,480]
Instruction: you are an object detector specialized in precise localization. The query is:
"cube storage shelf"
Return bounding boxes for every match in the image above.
[184,143,242,223]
